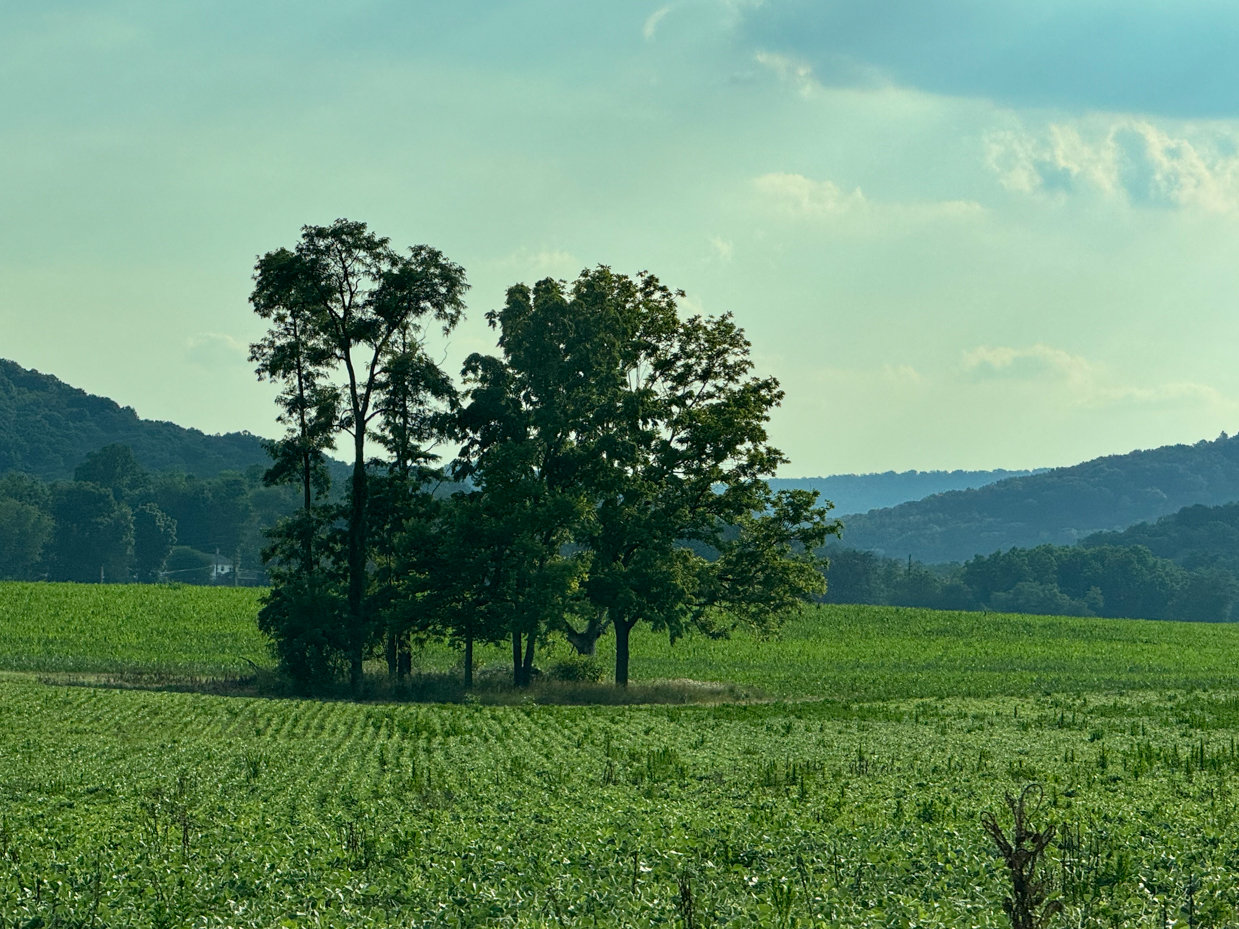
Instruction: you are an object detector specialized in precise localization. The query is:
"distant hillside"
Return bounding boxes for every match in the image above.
[840,433,1239,563]
[769,469,1044,515]
[0,359,271,480]
[1084,501,1239,574]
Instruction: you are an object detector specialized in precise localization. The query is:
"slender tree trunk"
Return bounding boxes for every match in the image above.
[398,633,411,678]
[348,434,367,693]
[386,630,398,677]
[614,618,636,688]
[522,631,536,685]
[512,631,523,687]
[464,631,474,689]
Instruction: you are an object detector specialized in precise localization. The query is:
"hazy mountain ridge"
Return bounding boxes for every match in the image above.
[768,469,1045,515]
[0,358,272,480]
[840,433,1239,563]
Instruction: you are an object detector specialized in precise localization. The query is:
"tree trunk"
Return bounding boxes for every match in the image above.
[397,634,411,678]
[512,631,523,687]
[614,618,636,688]
[522,631,536,686]
[386,630,398,677]
[347,437,367,694]
[464,631,474,689]
[564,610,610,655]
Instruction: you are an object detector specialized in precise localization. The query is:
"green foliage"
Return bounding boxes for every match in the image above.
[132,503,177,583]
[0,456,304,583]
[824,538,1239,623]
[842,431,1239,562]
[45,481,133,583]
[1085,500,1239,574]
[450,267,837,687]
[0,496,51,580]
[0,357,278,480]
[249,219,468,690]
[74,442,150,502]
[164,545,212,585]
[546,651,607,682]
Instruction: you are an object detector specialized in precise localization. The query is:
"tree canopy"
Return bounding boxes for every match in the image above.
[250,239,837,692]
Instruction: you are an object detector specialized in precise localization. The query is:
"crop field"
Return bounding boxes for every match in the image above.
[3,583,1239,926]
[0,583,268,676]
[6,683,1239,926]
[6,582,1239,700]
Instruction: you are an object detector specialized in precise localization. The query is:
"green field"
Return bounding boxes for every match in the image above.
[5,582,1239,700]
[3,583,1239,926]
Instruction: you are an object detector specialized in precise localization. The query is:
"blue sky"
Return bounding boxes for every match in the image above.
[3,1,1239,475]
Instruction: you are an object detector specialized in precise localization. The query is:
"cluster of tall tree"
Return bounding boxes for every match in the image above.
[821,536,1239,622]
[252,220,837,692]
[0,445,301,584]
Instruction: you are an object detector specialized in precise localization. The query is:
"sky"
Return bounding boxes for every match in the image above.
[4,1,1239,476]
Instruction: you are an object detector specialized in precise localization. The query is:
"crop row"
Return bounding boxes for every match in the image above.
[2,682,1239,926]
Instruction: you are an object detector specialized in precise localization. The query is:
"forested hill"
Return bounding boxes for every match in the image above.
[0,359,270,480]
[839,433,1239,563]
[1083,501,1239,574]
[769,468,1043,515]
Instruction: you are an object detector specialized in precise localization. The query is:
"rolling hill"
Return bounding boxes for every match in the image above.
[839,433,1239,563]
[0,358,271,480]
[768,468,1044,515]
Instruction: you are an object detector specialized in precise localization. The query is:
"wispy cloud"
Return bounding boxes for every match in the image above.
[987,118,1239,213]
[493,247,582,280]
[643,5,672,41]
[754,50,819,97]
[186,333,248,370]
[754,172,983,222]
[962,344,1236,411]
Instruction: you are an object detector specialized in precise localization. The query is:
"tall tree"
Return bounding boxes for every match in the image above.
[451,277,611,685]
[0,498,52,580]
[250,219,467,690]
[572,276,838,684]
[132,503,177,582]
[450,267,836,686]
[75,444,149,503]
[250,246,339,572]
[46,482,133,583]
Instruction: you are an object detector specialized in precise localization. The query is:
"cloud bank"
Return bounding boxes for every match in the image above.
[988,119,1239,213]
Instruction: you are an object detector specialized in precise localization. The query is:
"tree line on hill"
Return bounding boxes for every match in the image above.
[822,497,1239,621]
[0,358,283,481]
[768,468,1045,516]
[0,444,302,585]
[251,220,835,693]
[840,432,1239,563]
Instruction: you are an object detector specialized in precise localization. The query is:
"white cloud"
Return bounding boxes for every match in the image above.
[987,118,1239,213]
[710,236,734,261]
[492,247,582,280]
[754,171,983,222]
[186,332,249,370]
[962,343,1236,412]
[754,172,864,215]
[754,50,819,98]
[643,6,672,41]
